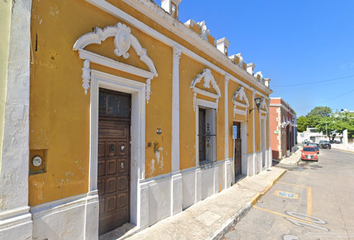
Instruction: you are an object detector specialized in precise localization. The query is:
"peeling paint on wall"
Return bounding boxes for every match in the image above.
[149,159,155,176]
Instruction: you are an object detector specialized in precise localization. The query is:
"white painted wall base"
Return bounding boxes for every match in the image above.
[0,207,32,240]
[23,154,269,239]
[31,193,99,240]
[266,148,272,170]
[171,172,182,216]
[139,159,232,228]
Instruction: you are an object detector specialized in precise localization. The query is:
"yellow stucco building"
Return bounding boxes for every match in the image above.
[0,0,272,238]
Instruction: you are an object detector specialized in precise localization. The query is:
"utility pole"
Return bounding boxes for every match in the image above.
[326,121,328,139]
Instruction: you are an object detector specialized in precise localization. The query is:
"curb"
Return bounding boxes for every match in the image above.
[211,169,286,240]
[331,148,354,154]
[211,202,252,240]
[249,169,286,206]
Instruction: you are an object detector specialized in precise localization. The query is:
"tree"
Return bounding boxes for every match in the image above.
[297,116,309,132]
[307,106,332,118]
[316,111,354,141]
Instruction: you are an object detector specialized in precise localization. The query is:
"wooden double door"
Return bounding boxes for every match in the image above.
[98,89,131,235]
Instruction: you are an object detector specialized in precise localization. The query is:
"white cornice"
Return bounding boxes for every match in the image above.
[86,0,272,95]
[270,103,295,115]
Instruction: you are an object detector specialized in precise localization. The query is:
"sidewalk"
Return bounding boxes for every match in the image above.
[104,167,286,240]
[331,143,354,153]
[278,147,301,165]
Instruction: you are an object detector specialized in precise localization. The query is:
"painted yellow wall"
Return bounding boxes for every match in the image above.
[29,0,271,206]
[228,81,262,156]
[179,56,225,170]
[0,1,12,171]
[29,0,176,205]
[179,54,198,170]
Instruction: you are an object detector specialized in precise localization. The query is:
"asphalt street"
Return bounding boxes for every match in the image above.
[223,149,354,240]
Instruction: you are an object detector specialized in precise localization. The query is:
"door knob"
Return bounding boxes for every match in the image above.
[121,145,125,151]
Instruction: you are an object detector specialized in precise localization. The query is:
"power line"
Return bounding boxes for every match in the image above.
[317,88,354,104]
[272,75,354,88]
[293,88,354,115]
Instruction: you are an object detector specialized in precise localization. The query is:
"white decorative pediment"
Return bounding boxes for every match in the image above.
[232,86,249,119]
[190,69,221,111]
[73,22,158,103]
[259,98,268,120]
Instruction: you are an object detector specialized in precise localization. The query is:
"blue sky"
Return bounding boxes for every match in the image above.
[156,0,354,117]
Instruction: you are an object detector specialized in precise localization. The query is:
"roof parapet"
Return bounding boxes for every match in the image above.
[184,20,216,46]
[247,63,256,76]
[161,0,182,19]
[217,37,230,56]
[264,78,271,87]
[255,71,263,83]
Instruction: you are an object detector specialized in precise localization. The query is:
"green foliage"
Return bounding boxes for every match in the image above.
[315,111,354,139]
[306,106,332,118]
[297,116,309,132]
[297,107,354,140]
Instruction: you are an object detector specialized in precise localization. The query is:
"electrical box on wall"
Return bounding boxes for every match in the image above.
[29,149,47,175]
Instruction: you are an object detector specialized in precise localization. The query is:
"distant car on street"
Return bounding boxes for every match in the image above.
[306,142,320,154]
[319,140,331,149]
[303,139,313,144]
[329,140,340,144]
[301,146,318,161]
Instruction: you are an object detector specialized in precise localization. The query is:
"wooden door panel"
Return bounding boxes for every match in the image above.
[99,128,127,139]
[117,193,128,208]
[106,159,117,175]
[106,142,117,157]
[117,176,128,191]
[118,142,128,156]
[106,196,117,212]
[106,177,117,194]
[98,179,105,195]
[118,159,128,173]
[235,138,242,177]
[98,161,106,177]
[99,198,105,214]
[98,142,105,157]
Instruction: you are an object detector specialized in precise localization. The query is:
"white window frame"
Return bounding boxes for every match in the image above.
[196,99,217,166]
[190,69,221,166]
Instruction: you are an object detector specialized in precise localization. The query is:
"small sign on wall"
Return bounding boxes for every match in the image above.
[233,126,237,139]
[274,131,279,134]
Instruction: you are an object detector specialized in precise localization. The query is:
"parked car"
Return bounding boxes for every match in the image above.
[303,139,313,144]
[301,146,318,161]
[319,140,331,149]
[306,142,320,154]
[329,140,340,144]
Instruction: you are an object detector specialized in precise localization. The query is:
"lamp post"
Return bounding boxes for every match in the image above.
[249,97,263,114]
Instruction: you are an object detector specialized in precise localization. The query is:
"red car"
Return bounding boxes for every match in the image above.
[301,146,318,161]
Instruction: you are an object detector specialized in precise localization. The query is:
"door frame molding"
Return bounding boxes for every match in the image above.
[90,70,145,225]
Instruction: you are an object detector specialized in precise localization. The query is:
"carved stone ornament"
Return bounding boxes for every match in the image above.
[173,45,182,62]
[190,68,221,111]
[198,21,209,41]
[73,22,158,102]
[82,60,91,94]
[232,86,249,118]
[259,98,268,118]
[114,23,131,59]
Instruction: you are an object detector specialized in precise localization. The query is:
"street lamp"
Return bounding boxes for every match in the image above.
[249,97,263,113]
